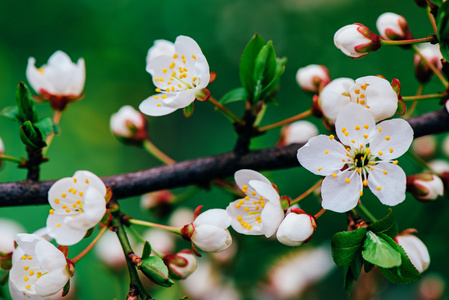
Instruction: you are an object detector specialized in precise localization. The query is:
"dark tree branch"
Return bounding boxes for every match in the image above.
[1,108,448,208]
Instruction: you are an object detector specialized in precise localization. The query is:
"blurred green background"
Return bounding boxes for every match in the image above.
[0,0,448,299]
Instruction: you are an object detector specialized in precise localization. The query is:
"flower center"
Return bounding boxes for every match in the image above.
[350,83,371,109]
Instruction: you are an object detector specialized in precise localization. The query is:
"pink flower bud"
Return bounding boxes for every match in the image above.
[278,121,318,146]
[110,105,148,144]
[163,249,197,280]
[414,44,443,84]
[376,13,413,41]
[276,211,316,246]
[412,136,436,159]
[396,230,430,273]
[140,190,174,217]
[295,64,330,93]
[334,24,381,59]
[407,173,444,201]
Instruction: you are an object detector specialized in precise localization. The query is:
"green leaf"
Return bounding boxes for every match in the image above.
[378,232,422,284]
[15,82,38,123]
[362,231,401,268]
[343,253,363,298]
[219,87,247,105]
[183,102,194,118]
[258,65,286,100]
[34,117,54,136]
[0,106,20,123]
[368,209,398,239]
[331,227,367,267]
[139,256,174,287]
[19,121,46,150]
[142,241,152,259]
[253,41,277,101]
[437,1,449,61]
[239,34,266,100]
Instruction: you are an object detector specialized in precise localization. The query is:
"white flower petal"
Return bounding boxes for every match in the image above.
[297,135,347,176]
[73,170,106,196]
[261,201,285,238]
[396,235,430,273]
[226,200,263,236]
[139,94,178,116]
[34,268,69,297]
[276,213,315,246]
[146,39,175,64]
[192,225,232,252]
[368,162,406,206]
[234,169,272,190]
[194,209,231,229]
[319,78,354,123]
[46,214,87,246]
[321,169,362,213]
[35,239,67,273]
[368,118,414,161]
[248,180,280,203]
[26,57,54,94]
[335,103,375,146]
[65,187,105,231]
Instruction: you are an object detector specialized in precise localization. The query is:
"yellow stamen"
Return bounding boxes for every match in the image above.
[345,178,350,183]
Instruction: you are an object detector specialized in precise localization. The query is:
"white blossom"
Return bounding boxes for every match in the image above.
[110,105,147,141]
[279,121,319,146]
[376,12,412,40]
[297,103,413,213]
[276,212,316,247]
[334,24,381,58]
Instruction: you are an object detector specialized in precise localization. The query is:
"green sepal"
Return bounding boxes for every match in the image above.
[142,241,152,259]
[239,34,266,101]
[362,231,402,268]
[437,1,449,61]
[15,82,38,123]
[377,232,421,284]
[19,121,47,150]
[34,117,54,137]
[367,208,398,239]
[395,97,407,116]
[183,102,194,118]
[0,105,20,123]
[139,256,174,287]
[62,279,71,297]
[219,87,247,105]
[331,226,367,267]
[83,227,95,239]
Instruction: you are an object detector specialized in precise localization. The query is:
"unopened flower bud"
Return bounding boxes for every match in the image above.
[418,274,446,300]
[278,121,318,146]
[376,13,413,41]
[140,190,174,217]
[163,249,197,280]
[296,64,330,93]
[414,44,443,84]
[412,136,437,159]
[110,105,148,145]
[276,210,316,247]
[334,24,381,59]
[396,230,430,273]
[407,173,444,201]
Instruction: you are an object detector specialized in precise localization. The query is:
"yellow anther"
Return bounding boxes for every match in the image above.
[363,180,367,186]
[245,196,249,200]
[341,127,346,132]
[346,153,350,157]
[159,78,164,82]
[393,160,398,164]
[171,86,175,92]
[357,169,361,174]
[154,96,159,99]
[72,189,77,194]
[360,144,364,148]
[342,159,345,162]
[162,95,167,99]
[72,203,77,208]
[318,167,323,171]
[251,191,257,196]
[29,270,34,276]
[378,151,383,156]
[329,135,334,140]
[360,100,365,105]
[345,178,350,183]
[363,124,369,129]
[24,266,29,270]
[383,170,388,175]
[49,209,54,215]
[247,225,252,230]
[366,149,371,154]
[332,173,337,178]
[169,62,175,69]
[260,196,264,200]
[366,106,370,109]
[385,136,390,141]
[192,77,197,81]
[346,147,350,151]
[157,104,161,107]
[351,139,355,143]
[55,198,60,204]
[24,276,29,282]
[178,84,182,88]
[355,125,360,130]
[166,88,170,92]
[237,216,242,221]
[377,186,382,190]
[68,188,73,192]
[155,88,161,92]
[155,78,159,81]
[38,68,44,74]
[21,256,26,260]
[255,206,260,210]
[361,83,369,90]
[242,185,248,189]
[183,67,188,72]
[363,134,368,138]
[79,192,83,196]
[62,193,66,198]
[192,54,197,60]
[172,71,176,76]
[173,54,178,59]
[370,161,375,165]
[181,55,185,59]
[62,205,67,209]
[66,209,71,213]
[325,150,329,154]
[344,132,349,136]
[27,256,32,260]
[85,179,89,184]
[389,148,393,153]
[354,89,360,94]
[378,127,382,132]
[245,207,249,212]
[178,67,183,73]
[73,178,77,183]
[57,223,61,227]
[370,167,374,170]
[26,285,31,289]
[360,94,365,98]
[359,190,363,196]
[236,203,241,208]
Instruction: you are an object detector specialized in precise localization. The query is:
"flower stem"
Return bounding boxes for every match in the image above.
[404,84,423,119]
[42,110,62,156]
[413,44,449,87]
[126,226,164,258]
[113,213,152,299]
[253,103,267,127]
[0,155,25,164]
[291,179,323,204]
[357,202,377,223]
[258,110,312,132]
[208,97,244,125]
[128,219,181,235]
[314,208,326,219]
[71,225,108,264]
[380,35,436,46]
[401,92,446,101]
[427,6,438,34]
[143,139,176,165]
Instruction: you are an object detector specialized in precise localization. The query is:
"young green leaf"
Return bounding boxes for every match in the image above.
[142,241,152,259]
[239,34,266,100]
[362,231,401,268]
[15,82,38,123]
[253,41,277,101]
[139,256,174,287]
[19,121,47,150]
[0,106,20,123]
[220,87,247,105]
[368,208,398,239]
[331,227,367,267]
[34,117,54,137]
[437,1,449,61]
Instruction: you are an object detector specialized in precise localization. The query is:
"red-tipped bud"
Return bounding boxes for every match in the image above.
[110,105,148,145]
[296,64,331,93]
[163,249,198,280]
[279,196,291,211]
[407,173,444,201]
[376,13,413,41]
[334,24,381,59]
[414,44,443,84]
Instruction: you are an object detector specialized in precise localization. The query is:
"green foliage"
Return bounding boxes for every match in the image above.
[19,121,46,150]
[437,1,449,61]
[220,87,247,105]
[15,82,38,124]
[331,227,367,267]
[362,231,401,268]
[367,208,397,238]
[142,241,152,259]
[138,256,174,287]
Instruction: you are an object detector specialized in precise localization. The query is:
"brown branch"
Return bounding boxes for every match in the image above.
[1,108,448,208]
